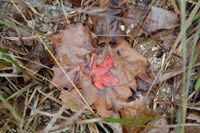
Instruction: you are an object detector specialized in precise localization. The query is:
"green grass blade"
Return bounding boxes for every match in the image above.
[0,47,31,77]
[0,19,31,35]
[103,116,172,124]
[0,94,23,132]
[195,78,200,91]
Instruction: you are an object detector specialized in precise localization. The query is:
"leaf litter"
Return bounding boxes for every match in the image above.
[0,0,190,132]
[49,3,180,130]
[50,23,149,117]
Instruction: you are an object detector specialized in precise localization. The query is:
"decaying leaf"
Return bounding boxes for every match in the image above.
[141,118,169,133]
[100,0,110,7]
[137,71,154,91]
[109,40,149,91]
[93,9,124,44]
[24,59,43,82]
[0,1,31,22]
[185,126,200,133]
[143,6,178,33]
[187,113,200,123]
[49,23,95,89]
[80,40,148,117]
[123,6,178,38]
[59,90,84,112]
[93,5,178,43]
[119,97,156,133]
[123,6,146,37]
[50,23,149,117]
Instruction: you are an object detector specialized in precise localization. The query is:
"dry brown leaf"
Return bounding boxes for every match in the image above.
[123,6,145,37]
[59,90,84,112]
[93,9,124,44]
[68,0,82,6]
[185,126,200,133]
[49,23,95,89]
[141,118,169,133]
[25,44,53,66]
[143,6,178,33]
[137,71,154,91]
[100,0,110,7]
[50,23,149,117]
[119,97,156,133]
[187,113,200,123]
[79,40,148,117]
[160,33,176,50]
[123,6,178,38]
[24,59,43,82]
[109,40,149,91]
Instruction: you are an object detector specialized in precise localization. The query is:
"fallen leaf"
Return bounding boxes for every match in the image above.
[67,0,82,6]
[79,40,148,117]
[123,6,178,38]
[49,23,95,89]
[123,6,146,37]
[0,1,31,22]
[25,44,53,66]
[143,6,178,33]
[137,71,154,91]
[159,33,176,50]
[108,0,124,8]
[24,59,43,82]
[93,9,124,44]
[119,97,156,133]
[100,0,110,7]
[109,40,149,91]
[59,90,84,112]
[187,113,200,123]
[185,126,200,133]
[141,118,169,133]
[50,23,149,117]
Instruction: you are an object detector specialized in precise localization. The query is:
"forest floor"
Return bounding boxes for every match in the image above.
[0,0,200,133]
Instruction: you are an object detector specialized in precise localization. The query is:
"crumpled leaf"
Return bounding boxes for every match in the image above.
[119,97,156,133]
[93,9,124,44]
[59,90,84,112]
[109,40,149,91]
[143,6,178,33]
[187,113,200,123]
[79,40,148,117]
[141,118,169,133]
[185,126,200,133]
[49,23,95,89]
[50,23,149,117]
[100,0,110,7]
[123,6,178,38]
[137,71,154,91]
[123,6,146,37]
